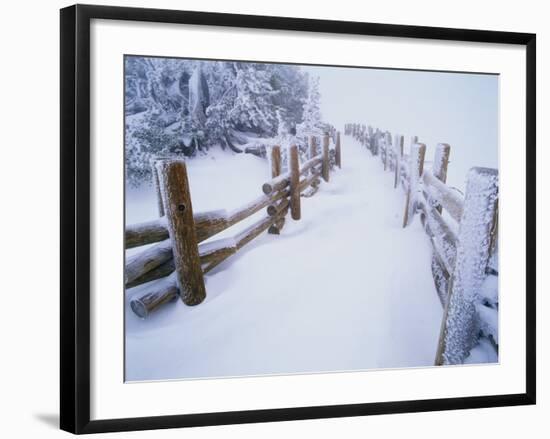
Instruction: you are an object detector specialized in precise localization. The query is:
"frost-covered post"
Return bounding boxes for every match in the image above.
[289,145,301,220]
[309,136,318,159]
[433,143,450,183]
[432,143,451,213]
[156,159,206,306]
[394,135,404,189]
[384,132,392,171]
[335,131,342,169]
[322,134,330,182]
[435,168,499,365]
[271,145,282,179]
[151,158,165,217]
[269,145,285,235]
[402,143,426,227]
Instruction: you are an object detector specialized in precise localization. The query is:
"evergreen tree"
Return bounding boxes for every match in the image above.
[124,56,313,186]
[297,75,323,139]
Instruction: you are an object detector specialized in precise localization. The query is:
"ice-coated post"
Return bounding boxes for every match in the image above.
[335,131,342,169]
[402,143,426,227]
[322,134,330,182]
[271,145,281,179]
[432,143,451,213]
[156,159,206,306]
[394,134,404,189]
[289,145,301,220]
[435,167,499,365]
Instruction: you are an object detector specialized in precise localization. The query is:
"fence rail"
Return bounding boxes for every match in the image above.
[345,122,499,366]
[126,130,341,318]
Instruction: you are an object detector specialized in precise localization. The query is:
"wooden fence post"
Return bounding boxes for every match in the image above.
[335,131,342,168]
[394,134,404,188]
[271,145,281,179]
[433,143,451,183]
[269,145,286,234]
[435,167,499,365]
[322,134,330,182]
[289,145,301,220]
[156,159,206,306]
[402,143,426,227]
[432,143,451,213]
[427,143,452,303]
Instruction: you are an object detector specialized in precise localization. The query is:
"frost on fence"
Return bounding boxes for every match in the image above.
[439,167,499,365]
[403,143,426,227]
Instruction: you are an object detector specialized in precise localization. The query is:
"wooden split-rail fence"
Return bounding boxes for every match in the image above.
[345,123,499,366]
[125,132,342,318]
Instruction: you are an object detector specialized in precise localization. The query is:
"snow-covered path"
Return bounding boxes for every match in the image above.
[126,137,443,381]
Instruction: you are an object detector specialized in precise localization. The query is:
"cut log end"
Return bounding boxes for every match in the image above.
[130,299,149,319]
[129,282,178,318]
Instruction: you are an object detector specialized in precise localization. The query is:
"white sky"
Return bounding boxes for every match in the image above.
[301,65,499,191]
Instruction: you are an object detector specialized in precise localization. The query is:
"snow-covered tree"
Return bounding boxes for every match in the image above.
[124,56,312,185]
[296,75,323,139]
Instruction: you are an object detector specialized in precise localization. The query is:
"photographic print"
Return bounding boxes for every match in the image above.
[124,55,499,382]
[61,5,536,433]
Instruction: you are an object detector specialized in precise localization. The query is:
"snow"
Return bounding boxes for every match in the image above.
[126,149,268,222]
[476,303,498,344]
[464,338,498,364]
[125,136,445,381]
[199,237,237,255]
[479,274,498,306]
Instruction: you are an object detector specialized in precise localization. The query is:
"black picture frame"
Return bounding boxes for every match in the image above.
[60,4,536,434]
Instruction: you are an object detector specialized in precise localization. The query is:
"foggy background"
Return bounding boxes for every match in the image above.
[304,65,499,191]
